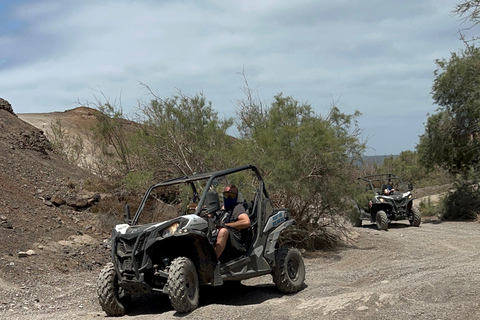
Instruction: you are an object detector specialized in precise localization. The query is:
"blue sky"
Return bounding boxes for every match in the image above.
[0,0,474,155]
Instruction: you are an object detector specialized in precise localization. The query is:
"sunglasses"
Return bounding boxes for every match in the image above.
[223,191,237,199]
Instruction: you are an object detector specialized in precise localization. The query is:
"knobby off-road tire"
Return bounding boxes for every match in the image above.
[272,248,305,293]
[97,262,127,317]
[409,206,421,227]
[167,257,199,313]
[354,216,363,227]
[351,203,363,227]
[376,210,388,230]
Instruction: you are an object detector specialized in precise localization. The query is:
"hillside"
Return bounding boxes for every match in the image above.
[0,98,109,285]
[18,106,99,139]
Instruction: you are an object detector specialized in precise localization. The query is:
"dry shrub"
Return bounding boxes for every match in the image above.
[83,176,112,193]
[92,193,142,233]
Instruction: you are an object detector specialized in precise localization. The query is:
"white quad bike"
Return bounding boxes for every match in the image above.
[353,173,421,230]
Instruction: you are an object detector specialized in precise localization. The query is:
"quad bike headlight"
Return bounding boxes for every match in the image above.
[162,222,180,238]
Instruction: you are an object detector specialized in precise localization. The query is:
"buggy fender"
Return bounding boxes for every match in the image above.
[263,219,296,262]
[371,203,393,215]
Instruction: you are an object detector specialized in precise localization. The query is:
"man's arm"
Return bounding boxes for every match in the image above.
[225,213,250,229]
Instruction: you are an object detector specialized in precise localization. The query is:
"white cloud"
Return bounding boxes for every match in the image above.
[0,0,466,155]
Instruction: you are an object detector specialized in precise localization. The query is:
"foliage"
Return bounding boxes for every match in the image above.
[415,8,480,221]
[418,197,442,218]
[375,151,453,188]
[124,170,154,192]
[234,85,366,239]
[91,103,133,177]
[378,151,420,184]
[440,181,480,220]
[136,87,234,181]
[418,45,480,178]
[353,190,374,211]
[347,189,374,226]
[77,81,366,248]
[453,0,480,42]
[455,0,480,21]
[49,117,85,166]
[82,176,110,193]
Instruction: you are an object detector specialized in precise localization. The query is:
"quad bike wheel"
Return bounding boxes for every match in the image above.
[409,206,421,227]
[272,248,305,293]
[350,201,362,227]
[354,206,362,227]
[167,257,199,313]
[97,262,127,316]
[375,210,388,230]
[354,216,362,227]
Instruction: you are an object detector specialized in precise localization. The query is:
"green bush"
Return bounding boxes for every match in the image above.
[418,197,442,217]
[374,151,453,188]
[440,182,480,220]
[82,84,367,249]
[234,92,366,243]
[124,170,154,192]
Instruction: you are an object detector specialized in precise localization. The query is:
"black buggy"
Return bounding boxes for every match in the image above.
[352,173,421,230]
[96,165,305,315]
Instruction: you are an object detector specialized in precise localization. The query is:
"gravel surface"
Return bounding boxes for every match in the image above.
[2,219,480,320]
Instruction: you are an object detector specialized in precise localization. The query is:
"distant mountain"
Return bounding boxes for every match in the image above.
[363,154,398,165]
[351,154,398,167]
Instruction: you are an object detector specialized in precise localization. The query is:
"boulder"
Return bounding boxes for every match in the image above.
[0,98,16,116]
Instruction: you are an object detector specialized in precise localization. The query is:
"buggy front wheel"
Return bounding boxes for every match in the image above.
[167,257,199,313]
[375,210,388,230]
[96,262,127,316]
[352,203,363,227]
[409,206,421,227]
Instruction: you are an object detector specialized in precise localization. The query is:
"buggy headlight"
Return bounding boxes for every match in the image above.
[162,222,180,237]
[379,198,384,202]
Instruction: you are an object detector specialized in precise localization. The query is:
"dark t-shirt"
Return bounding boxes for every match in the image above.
[219,203,248,261]
[224,203,248,242]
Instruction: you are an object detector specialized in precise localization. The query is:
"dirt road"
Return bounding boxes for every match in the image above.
[3,220,480,320]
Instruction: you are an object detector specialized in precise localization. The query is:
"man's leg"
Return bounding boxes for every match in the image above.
[215,228,229,258]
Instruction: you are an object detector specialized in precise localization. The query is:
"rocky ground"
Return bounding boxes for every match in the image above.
[2,220,480,320]
[0,99,111,308]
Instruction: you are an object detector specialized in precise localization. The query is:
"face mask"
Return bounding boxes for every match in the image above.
[224,197,237,209]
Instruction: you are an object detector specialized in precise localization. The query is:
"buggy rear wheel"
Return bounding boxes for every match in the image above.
[409,206,421,227]
[272,248,305,293]
[353,204,363,227]
[167,257,199,313]
[354,216,362,227]
[375,210,388,230]
[96,262,127,316]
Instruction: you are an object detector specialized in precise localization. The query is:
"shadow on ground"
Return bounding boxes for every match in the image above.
[357,221,413,230]
[124,281,307,317]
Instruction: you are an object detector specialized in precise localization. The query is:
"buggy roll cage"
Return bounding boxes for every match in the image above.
[357,173,400,183]
[131,164,269,226]
[357,174,408,194]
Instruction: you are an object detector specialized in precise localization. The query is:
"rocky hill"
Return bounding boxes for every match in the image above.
[0,98,109,285]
